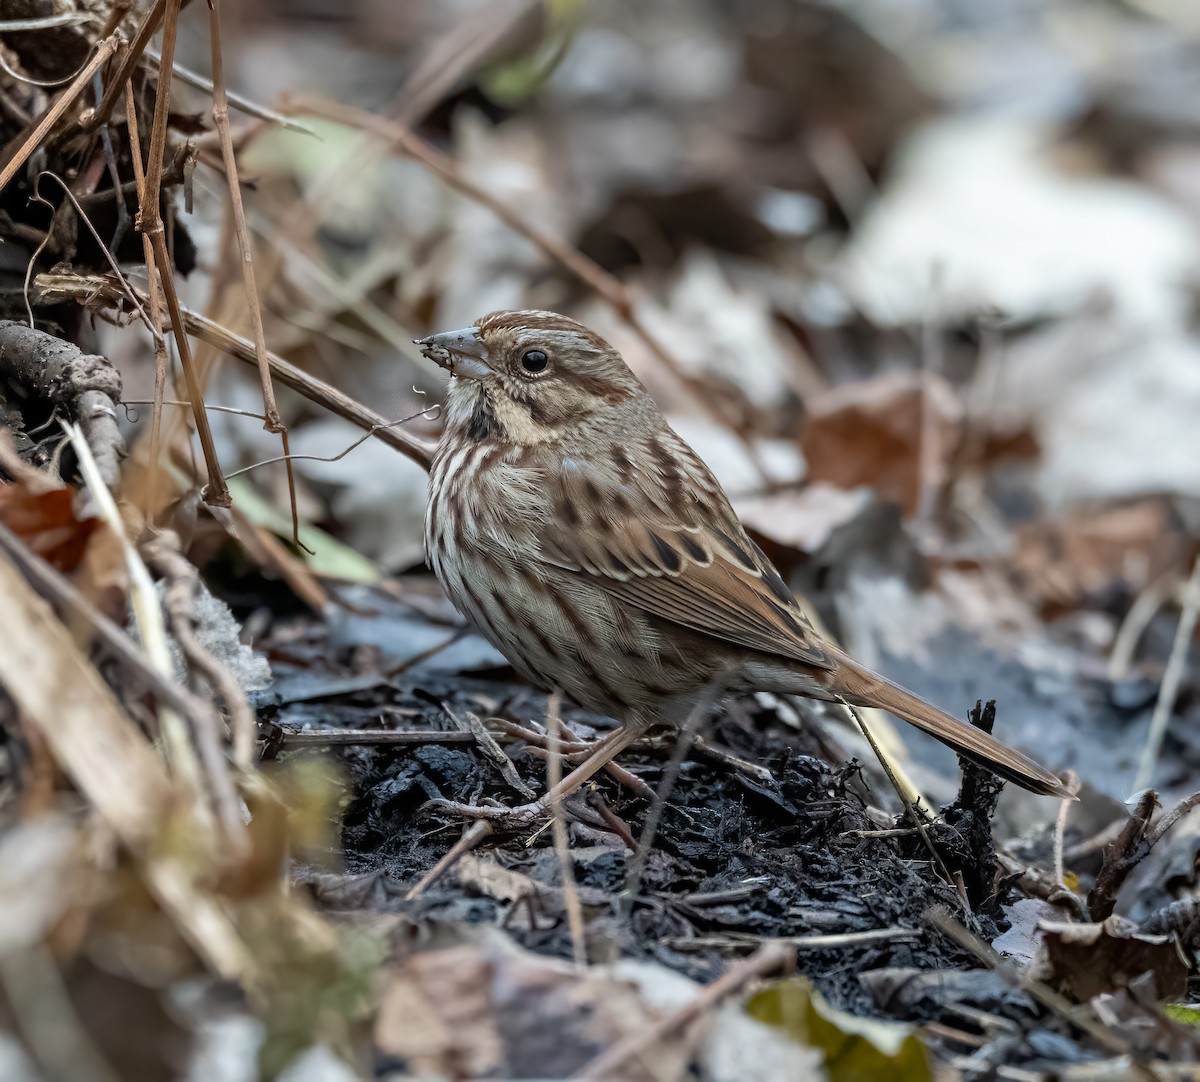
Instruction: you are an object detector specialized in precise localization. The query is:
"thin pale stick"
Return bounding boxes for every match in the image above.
[0,35,119,191]
[546,691,587,969]
[840,697,957,890]
[124,86,171,524]
[1052,769,1080,891]
[277,729,478,749]
[206,0,282,436]
[1134,553,1200,791]
[145,46,314,133]
[404,821,494,901]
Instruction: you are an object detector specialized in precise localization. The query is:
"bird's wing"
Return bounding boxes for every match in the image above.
[533,433,833,671]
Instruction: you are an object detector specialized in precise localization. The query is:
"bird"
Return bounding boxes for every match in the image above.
[416,309,1069,823]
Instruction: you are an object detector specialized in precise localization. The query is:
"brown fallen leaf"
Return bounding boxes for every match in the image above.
[1040,915,1189,1002]
[1012,497,1189,615]
[374,941,692,1080]
[0,483,96,573]
[801,370,962,516]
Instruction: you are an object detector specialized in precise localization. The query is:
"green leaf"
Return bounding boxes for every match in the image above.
[229,477,380,585]
[1165,1003,1200,1026]
[747,979,933,1082]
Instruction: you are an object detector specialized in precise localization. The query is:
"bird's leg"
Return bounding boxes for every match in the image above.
[425,725,642,827]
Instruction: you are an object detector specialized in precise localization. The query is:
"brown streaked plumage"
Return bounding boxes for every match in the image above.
[418,309,1069,816]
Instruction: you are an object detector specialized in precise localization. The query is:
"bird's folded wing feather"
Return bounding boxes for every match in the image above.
[533,442,833,671]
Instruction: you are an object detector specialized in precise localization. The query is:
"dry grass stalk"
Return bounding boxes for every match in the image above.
[1134,552,1200,791]
[89,0,167,129]
[136,0,231,507]
[0,34,120,192]
[206,0,306,556]
[546,691,587,970]
[575,942,790,1079]
[0,555,254,982]
[123,86,172,525]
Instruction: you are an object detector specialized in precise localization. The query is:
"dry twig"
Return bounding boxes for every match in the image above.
[37,272,437,470]
[574,943,790,1080]
[0,321,124,517]
[291,95,771,480]
[135,0,230,507]
[0,34,120,191]
[547,692,587,970]
[1134,553,1200,791]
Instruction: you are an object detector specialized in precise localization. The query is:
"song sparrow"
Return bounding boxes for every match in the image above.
[417,310,1068,821]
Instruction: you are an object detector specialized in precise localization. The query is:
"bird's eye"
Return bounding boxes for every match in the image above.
[520,349,549,374]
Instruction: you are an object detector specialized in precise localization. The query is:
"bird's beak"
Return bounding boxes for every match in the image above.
[414,326,492,381]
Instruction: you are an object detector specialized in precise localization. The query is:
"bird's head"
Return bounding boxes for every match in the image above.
[416,310,645,446]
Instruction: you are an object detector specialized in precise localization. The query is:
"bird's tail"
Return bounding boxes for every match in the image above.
[825,653,1071,799]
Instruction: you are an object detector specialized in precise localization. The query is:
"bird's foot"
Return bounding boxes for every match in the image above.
[424,795,550,828]
[423,791,616,833]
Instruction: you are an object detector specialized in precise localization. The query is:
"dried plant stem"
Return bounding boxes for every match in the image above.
[124,86,171,524]
[89,0,167,129]
[37,272,436,470]
[839,697,956,890]
[137,0,231,507]
[293,96,768,478]
[206,3,306,545]
[0,34,120,192]
[206,2,281,432]
[926,909,1136,1061]
[546,692,587,970]
[144,532,257,781]
[404,821,494,901]
[1134,552,1200,791]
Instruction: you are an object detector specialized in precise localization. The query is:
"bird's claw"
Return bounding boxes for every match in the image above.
[423,796,548,828]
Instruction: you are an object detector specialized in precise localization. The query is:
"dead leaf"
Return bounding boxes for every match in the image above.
[0,483,96,572]
[1041,916,1189,1002]
[1012,498,1188,614]
[374,941,693,1080]
[456,853,539,905]
[801,370,962,515]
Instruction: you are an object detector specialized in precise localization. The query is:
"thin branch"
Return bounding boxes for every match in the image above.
[574,943,790,1080]
[207,0,284,437]
[89,0,166,130]
[547,692,587,970]
[36,272,437,470]
[0,35,120,192]
[144,46,315,133]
